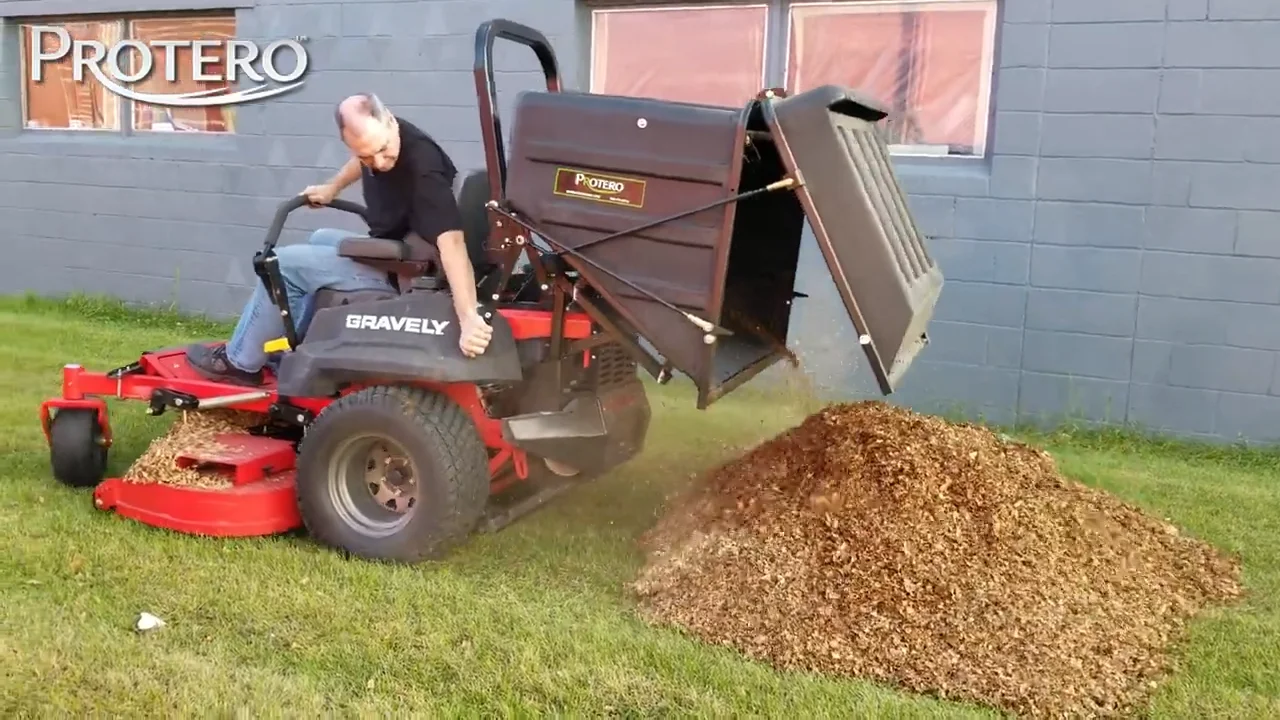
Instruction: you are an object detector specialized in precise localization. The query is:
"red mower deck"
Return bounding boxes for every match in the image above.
[94,475,302,537]
[95,421,304,537]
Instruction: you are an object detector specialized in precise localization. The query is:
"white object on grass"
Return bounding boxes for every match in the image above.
[135,612,165,632]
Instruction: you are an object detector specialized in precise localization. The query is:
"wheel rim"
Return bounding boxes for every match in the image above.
[327,433,420,537]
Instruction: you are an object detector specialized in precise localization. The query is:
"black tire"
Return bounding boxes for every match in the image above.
[49,409,109,489]
[295,385,490,563]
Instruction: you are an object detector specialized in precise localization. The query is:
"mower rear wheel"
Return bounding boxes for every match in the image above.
[295,385,490,563]
[49,409,109,489]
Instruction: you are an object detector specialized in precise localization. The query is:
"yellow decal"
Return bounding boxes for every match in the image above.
[553,167,647,209]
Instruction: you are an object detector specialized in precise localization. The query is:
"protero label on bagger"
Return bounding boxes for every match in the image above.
[553,167,647,208]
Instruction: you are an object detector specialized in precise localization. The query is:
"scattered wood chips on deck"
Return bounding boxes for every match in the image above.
[122,409,265,489]
[631,400,1243,718]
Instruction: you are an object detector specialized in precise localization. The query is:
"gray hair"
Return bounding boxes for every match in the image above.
[335,93,389,132]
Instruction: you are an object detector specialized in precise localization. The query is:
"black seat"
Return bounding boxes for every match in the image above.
[333,169,497,295]
[337,236,438,262]
[336,238,406,260]
[335,232,441,290]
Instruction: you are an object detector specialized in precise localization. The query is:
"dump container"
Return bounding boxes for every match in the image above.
[503,83,942,408]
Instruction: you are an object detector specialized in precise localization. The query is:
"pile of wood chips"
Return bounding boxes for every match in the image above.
[121,409,265,489]
[631,401,1244,718]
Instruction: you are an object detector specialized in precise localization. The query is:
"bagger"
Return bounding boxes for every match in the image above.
[38,19,943,563]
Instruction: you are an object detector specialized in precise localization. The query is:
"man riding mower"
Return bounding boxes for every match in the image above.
[38,19,942,564]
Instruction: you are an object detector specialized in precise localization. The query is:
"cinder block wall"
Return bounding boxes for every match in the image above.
[793,0,1280,444]
[0,0,579,312]
[1,0,1278,444]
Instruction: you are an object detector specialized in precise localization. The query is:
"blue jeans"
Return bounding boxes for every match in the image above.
[224,228,396,372]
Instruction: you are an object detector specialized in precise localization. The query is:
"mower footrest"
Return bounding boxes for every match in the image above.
[175,434,296,486]
[93,475,302,537]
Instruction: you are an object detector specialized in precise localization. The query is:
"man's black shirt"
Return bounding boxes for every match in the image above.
[361,118,463,247]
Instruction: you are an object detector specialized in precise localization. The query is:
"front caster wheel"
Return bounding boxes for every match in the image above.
[295,386,490,563]
[49,409,109,488]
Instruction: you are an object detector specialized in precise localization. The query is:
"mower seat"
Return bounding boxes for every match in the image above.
[337,238,415,260]
[336,169,493,294]
[337,234,440,287]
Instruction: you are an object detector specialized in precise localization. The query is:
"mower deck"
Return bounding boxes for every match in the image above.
[95,475,302,537]
[90,361,308,537]
[44,348,306,538]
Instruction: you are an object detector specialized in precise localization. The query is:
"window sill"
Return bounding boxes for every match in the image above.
[889,144,954,157]
[890,151,989,172]
[0,0,254,18]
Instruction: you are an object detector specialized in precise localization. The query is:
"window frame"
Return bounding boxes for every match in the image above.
[16,10,239,136]
[585,0,1000,160]
[785,0,999,158]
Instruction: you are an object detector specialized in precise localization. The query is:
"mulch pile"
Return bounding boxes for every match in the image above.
[631,401,1244,718]
[122,409,265,488]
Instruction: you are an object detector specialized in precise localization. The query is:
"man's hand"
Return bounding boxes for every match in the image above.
[458,311,493,358]
[301,184,338,207]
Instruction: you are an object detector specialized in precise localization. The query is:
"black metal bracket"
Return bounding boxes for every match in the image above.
[479,475,579,534]
[252,249,299,349]
[267,401,315,427]
[487,205,734,340]
[572,292,665,380]
[106,361,144,379]
[147,388,199,416]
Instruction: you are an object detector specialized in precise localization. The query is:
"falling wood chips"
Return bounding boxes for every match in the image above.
[631,401,1244,718]
[121,409,266,489]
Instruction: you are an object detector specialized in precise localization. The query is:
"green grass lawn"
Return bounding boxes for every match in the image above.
[0,294,1277,717]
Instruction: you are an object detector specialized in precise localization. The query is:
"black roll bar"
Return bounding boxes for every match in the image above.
[472,19,561,204]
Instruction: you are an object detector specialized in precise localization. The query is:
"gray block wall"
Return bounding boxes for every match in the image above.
[1,0,1278,444]
[792,0,1280,445]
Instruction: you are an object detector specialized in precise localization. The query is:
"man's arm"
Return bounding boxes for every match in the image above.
[325,157,362,192]
[408,166,492,357]
[435,230,480,319]
[302,157,362,206]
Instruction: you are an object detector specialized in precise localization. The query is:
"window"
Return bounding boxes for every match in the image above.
[788,1,997,156]
[587,0,998,158]
[590,4,769,109]
[19,12,238,134]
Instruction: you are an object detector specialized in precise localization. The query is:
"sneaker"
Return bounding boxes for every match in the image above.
[185,343,264,387]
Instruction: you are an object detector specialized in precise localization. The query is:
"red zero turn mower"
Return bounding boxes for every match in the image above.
[39,19,944,563]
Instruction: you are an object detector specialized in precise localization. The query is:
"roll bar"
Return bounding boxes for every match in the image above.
[472,19,561,204]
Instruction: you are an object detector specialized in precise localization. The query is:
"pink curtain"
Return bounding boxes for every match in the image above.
[787,3,993,152]
[592,6,768,109]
